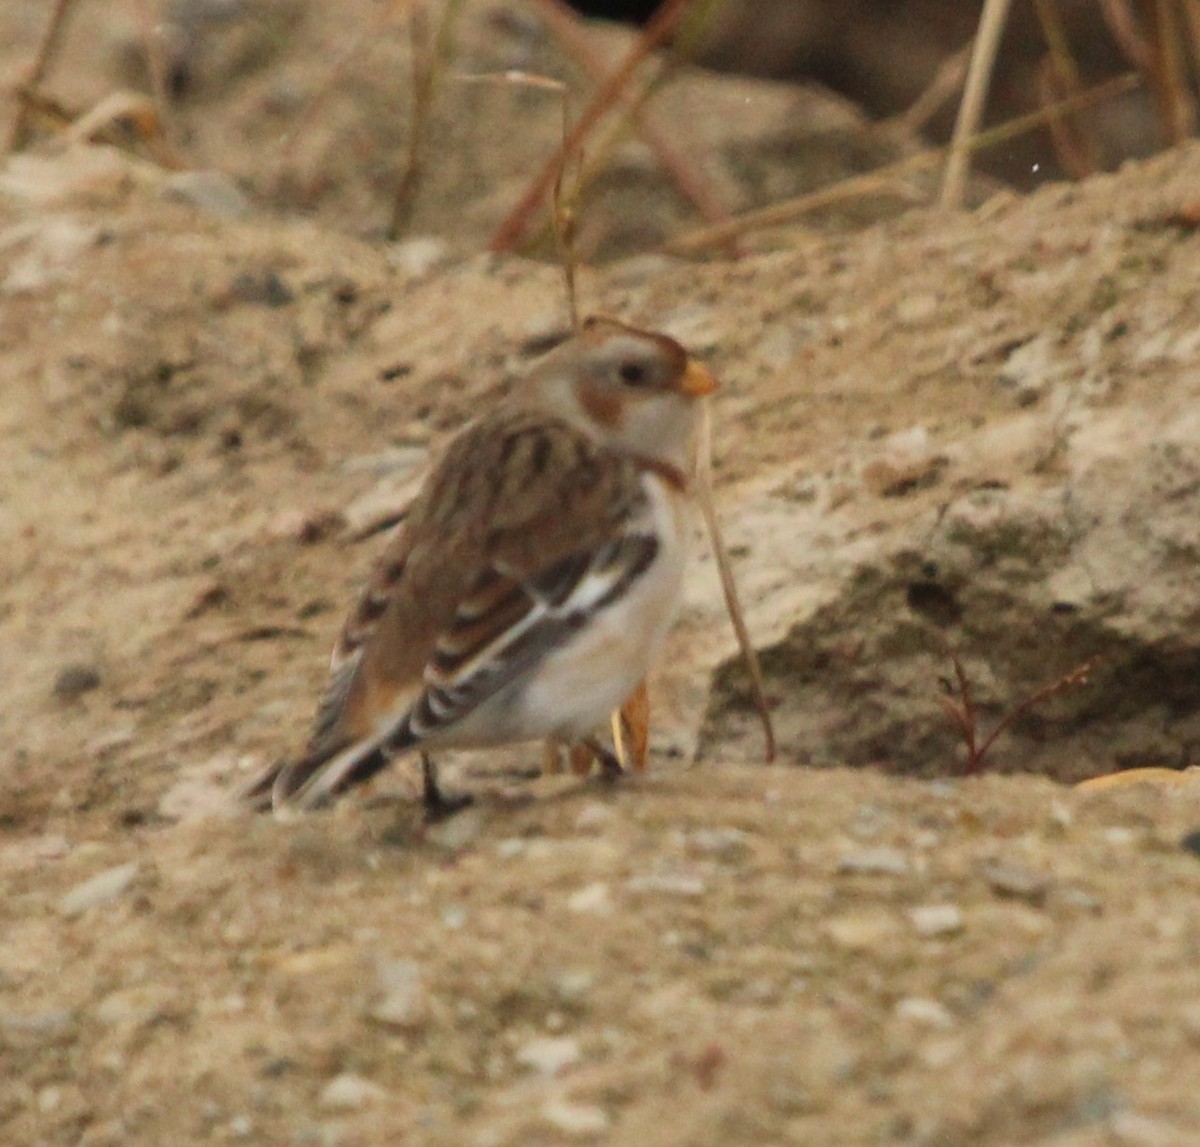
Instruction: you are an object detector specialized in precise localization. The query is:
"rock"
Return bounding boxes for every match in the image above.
[319,1073,386,1111]
[908,904,964,938]
[894,997,955,1029]
[366,958,428,1030]
[515,1036,582,1077]
[161,170,250,218]
[387,236,451,278]
[626,869,708,897]
[837,847,910,876]
[58,862,140,917]
[686,827,750,859]
[53,664,101,700]
[979,860,1051,903]
[540,1098,611,1138]
[566,882,613,916]
[825,910,901,952]
[426,806,486,852]
[0,1009,76,1047]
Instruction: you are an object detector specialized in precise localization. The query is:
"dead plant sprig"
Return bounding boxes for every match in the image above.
[3,0,79,155]
[388,0,465,240]
[666,71,1141,255]
[694,402,776,763]
[940,0,1014,207]
[489,0,699,252]
[939,651,1103,775]
[531,0,740,257]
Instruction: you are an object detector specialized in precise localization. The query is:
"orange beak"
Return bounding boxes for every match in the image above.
[679,360,719,398]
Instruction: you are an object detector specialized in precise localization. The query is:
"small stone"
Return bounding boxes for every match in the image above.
[554,971,595,1002]
[687,827,749,859]
[566,882,612,915]
[440,907,468,930]
[573,802,615,832]
[837,847,910,876]
[515,1036,581,1077]
[980,860,1051,903]
[908,904,964,938]
[319,1073,386,1111]
[894,997,955,1029]
[426,806,485,852]
[54,664,101,700]
[540,1098,610,1138]
[58,862,139,916]
[367,958,427,1029]
[1109,1111,1179,1147]
[161,170,250,218]
[388,236,450,278]
[626,869,707,897]
[825,910,901,952]
[0,1009,75,1047]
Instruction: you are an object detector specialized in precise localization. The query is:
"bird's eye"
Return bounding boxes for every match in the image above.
[618,361,648,387]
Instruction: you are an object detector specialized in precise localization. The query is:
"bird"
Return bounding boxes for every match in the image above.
[243,314,718,816]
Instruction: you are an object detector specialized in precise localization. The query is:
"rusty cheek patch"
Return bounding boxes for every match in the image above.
[577,381,624,430]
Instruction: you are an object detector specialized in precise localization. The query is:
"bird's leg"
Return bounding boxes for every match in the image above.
[421,753,473,821]
[583,737,625,784]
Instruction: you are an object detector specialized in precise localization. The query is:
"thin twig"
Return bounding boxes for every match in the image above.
[889,42,972,138]
[939,650,1102,775]
[1142,0,1196,143]
[138,0,179,160]
[940,0,1014,208]
[695,402,776,763]
[969,656,1102,773]
[489,0,698,252]
[666,71,1141,255]
[531,0,740,257]
[3,0,78,155]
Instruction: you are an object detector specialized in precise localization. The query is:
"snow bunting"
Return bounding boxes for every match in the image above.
[245,315,717,815]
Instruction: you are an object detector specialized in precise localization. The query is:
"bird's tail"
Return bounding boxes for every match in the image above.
[240,734,402,812]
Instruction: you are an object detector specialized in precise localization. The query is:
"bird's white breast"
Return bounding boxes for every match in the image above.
[511,470,691,740]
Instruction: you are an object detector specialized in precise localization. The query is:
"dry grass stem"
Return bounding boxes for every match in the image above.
[940,651,1103,775]
[3,0,79,155]
[694,402,776,763]
[489,0,699,252]
[667,71,1141,255]
[531,0,740,257]
[890,43,972,137]
[940,0,1014,208]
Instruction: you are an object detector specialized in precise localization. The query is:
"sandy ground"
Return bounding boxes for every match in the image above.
[3,3,1200,1145]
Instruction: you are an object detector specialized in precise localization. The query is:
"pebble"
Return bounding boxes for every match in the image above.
[540,1098,611,1138]
[58,862,139,917]
[825,910,900,952]
[515,1036,581,1077]
[980,860,1051,903]
[388,236,451,278]
[426,807,486,852]
[0,1009,75,1046]
[554,970,595,1002]
[566,882,612,916]
[161,170,250,218]
[573,802,615,832]
[894,997,955,1029]
[626,869,708,897]
[837,847,910,876]
[908,904,964,938]
[686,827,749,859]
[367,958,427,1029]
[53,664,101,700]
[319,1073,386,1111]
